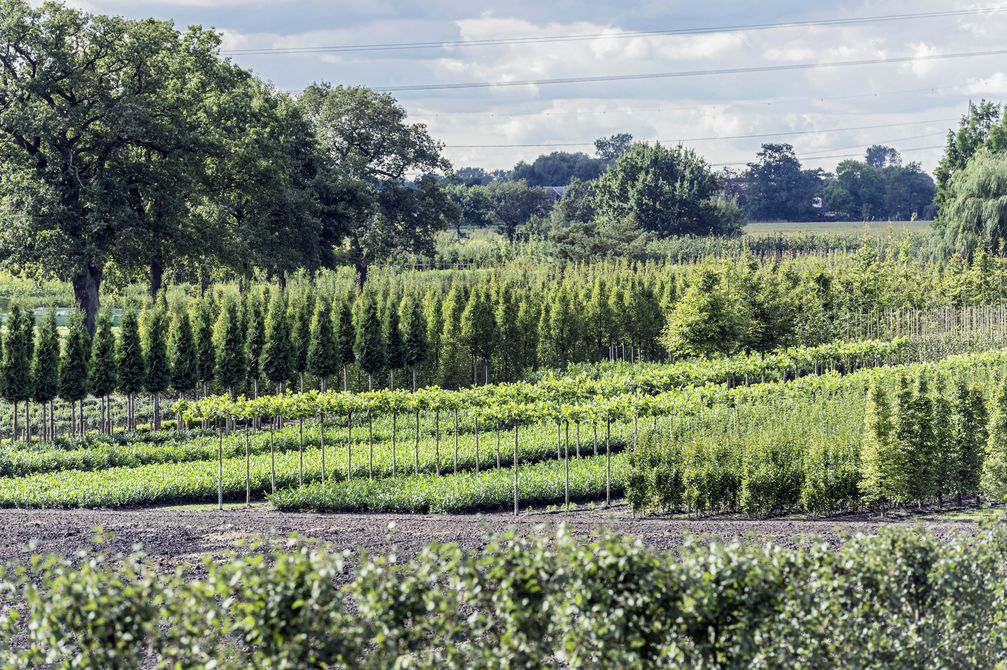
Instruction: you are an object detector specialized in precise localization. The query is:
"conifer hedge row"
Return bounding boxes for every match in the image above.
[628,350,1007,515]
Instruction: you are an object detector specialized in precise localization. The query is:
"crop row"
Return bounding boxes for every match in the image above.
[270,452,628,514]
[0,420,631,507]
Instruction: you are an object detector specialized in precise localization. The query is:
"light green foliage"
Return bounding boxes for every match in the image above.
[860,380,898,504]
[954,379,987,498]
[982,378,1007,501]
[661,268,752,357]
[934,147,1007,258]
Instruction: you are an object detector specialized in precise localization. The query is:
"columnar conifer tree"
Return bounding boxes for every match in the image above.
[2,304,32,440]
[117,309,145,431]
[383,297,405,389]
[930,375,954,506]
[59,310,90,435]
[334,298,356,391]
[402,296,428,391]
[143,306,171,430]
[907,373,935,504]
[19,308,34,439]
[307,298,339,391]
[89,311,118,433]
[421,286,442,382]
[290,293,313,392]
[193,299,216,398]
[954,378,987,501]
[437,282,466,388]
[261,291,293,393]
[169,306,198,397]
[493,285,522,381]
[354,293,385,391]
[860,379,897,506]
[214,297,247,400]
[460,285,496,385]
[586,278,614,360]
[32,311,59,440]
[244,293,265,398]
[891,374,915,503]
[982,377,1007,501]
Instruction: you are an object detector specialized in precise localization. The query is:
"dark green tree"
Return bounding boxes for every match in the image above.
[193,299,216,397]
[244,293,265,397]
[169,306,198,397]
[354,293,385,390]
[335,298,356,391]
[117,309,145,430]
[261,291,293,392]
[402,296,428,391]
[214,297,247,398]
[307,299,339,391]
[594,142,742,237]
[744,144,824,221]
[32,311,59,440]
[2,304,32,440]
[290,294,313,392]
[59,310,90,434]
[143,306,171,430]
[383,298,405,389]
[89,311,118,433]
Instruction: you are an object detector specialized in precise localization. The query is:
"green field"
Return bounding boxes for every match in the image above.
[745,218,930,236]
[743,219,931,236]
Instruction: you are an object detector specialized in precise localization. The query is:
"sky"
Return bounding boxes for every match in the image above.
[56,0,1007,174]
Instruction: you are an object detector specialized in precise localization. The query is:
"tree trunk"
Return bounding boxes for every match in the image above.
[71,264,103,337]
[149,257,164,303]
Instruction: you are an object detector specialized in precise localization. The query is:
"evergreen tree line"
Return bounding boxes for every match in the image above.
[10,243,1007,434]
[629,364,1007,516]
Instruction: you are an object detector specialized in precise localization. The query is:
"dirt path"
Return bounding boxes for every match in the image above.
[0,504,983,568]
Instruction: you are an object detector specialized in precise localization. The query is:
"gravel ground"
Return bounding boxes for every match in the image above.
[0,503,985,569]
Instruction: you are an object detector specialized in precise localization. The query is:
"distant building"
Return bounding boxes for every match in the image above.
[542,186,568,202]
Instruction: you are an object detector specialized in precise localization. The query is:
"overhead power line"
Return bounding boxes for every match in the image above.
[413,85,957,119]
[443,118,957,149]
[709,144,946,168]
[375,48,1007,92]
[223,7,1006,55]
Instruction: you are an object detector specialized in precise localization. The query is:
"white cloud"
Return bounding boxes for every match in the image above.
[962,71,1007,95]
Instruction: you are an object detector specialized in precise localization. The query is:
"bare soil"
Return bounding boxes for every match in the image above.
[0,503,985,569]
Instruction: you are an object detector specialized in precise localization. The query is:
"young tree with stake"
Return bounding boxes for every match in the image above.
[354,293,385,391]
[32,311,59,440]
[59,310,90,435]
[89,311,118,433]
[402,296,428,392]
[117,309,145,431]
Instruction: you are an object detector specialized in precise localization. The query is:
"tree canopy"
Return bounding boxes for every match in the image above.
[593,143,743,237]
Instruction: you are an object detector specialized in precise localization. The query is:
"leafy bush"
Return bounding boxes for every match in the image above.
[3,525,1007,667]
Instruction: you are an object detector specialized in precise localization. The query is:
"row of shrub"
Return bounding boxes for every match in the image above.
[627,363,1007,515]
[3,525,1007,668]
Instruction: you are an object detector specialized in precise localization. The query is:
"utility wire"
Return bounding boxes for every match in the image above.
[375,48,1007,92]
[708,143,945,168]
[443,118,957,149]
[223,7,1007,55]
